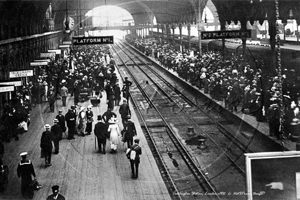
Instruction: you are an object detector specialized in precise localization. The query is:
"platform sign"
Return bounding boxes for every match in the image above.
[0,81,22,87]
[201,30,251,39]
[245,151,300,200]
[59,44,70,48]
[40,52,55,58]
[0,85,14,93]
[9,70,33,78]
[48,49,61,55]
[30,62,48,66]
[72,36,114,45]
[34,59,50,63]
[63,41,72,45]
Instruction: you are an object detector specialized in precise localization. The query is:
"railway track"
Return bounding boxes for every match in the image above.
[111,42,258,200]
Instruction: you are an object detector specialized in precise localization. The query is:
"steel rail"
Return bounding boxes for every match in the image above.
[124,42,255,155]
[112,45,183,200]
[112,43,222,200]
[117,42,247,175]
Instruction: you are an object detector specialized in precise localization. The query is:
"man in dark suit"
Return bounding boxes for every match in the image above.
[51,119,63,154]
[114,83,121,107]
[102,107,117,124]
[48,89,56,112]
[123,116,136,148]
[56,110,66,136]
[94,115,107,154]
[17,152,36,198]
[119,99,131,127]
[122,77,132,102]
[46,185,65,200]
[65,108,76,140]
[267,100,280,139]
[128,138,142,179]
[40,124,54,167]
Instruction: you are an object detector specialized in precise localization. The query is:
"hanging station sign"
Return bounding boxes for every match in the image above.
[40,52,56,58]
[0,81,22,87]
[34,59,50,63]
[201,30,251,39]
[30,62,48,66]
[0,85,14,93]
[63,41,72,45]
[72,36,114,45]
[9,70,33,78]
[59,44,71,48]
[48,49,61,55]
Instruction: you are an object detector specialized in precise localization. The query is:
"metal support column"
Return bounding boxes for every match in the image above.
[179,23,183,52]
[275,0,285,141]
[187,23,191,50]
[197,0,202,55]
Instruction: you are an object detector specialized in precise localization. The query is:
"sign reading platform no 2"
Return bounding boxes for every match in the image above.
[201,30,251,39]
[73,36,114,45]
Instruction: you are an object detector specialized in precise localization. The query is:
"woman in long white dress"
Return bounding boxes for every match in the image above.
[108,117,120,153]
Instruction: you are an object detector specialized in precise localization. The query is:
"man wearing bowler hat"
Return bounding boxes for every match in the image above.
[46,185,65,200]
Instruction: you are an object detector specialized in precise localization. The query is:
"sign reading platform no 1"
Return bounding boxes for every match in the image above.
[201,30,251,39]
[73,36,114,45]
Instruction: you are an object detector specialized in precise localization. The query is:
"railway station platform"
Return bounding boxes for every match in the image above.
[0,71,171,199]
[141,45,297,152]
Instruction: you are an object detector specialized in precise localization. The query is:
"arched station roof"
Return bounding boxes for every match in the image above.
[53,0,201,25]
[1,0,300,36]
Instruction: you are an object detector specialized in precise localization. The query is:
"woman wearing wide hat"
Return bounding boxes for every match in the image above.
[107,117,120,153]
[85,105,94,135]
[78,107,87,136]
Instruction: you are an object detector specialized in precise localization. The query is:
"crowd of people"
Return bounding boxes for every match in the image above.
[127,35,300,140]
[2,32,300,197]
[0,44,143,198]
